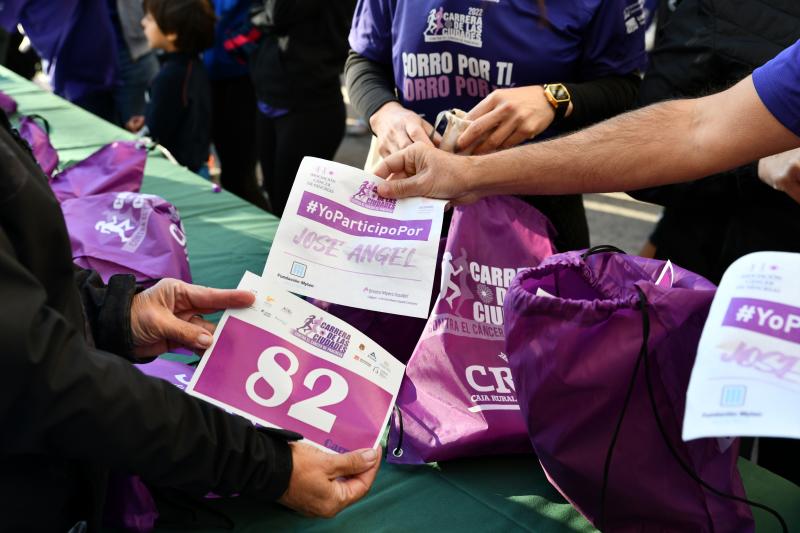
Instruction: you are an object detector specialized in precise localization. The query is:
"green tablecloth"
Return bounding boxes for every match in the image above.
[2,66,798,532]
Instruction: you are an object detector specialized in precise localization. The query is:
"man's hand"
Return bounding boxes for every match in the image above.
[373,142,482,204]
[370,101,441,158]
[130,278,255,358]
[279,443,381,518]
[457,86,558,154]
[758,147,800,204]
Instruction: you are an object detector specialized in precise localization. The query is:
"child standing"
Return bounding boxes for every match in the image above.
[128,0,216,173]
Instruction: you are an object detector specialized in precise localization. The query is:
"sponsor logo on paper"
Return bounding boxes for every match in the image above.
[350,180,397,213]
[423,6,483,47]
[720,385,747,407]
[311,165,335,179]
[292,314,351,358]
[354,354,372,369]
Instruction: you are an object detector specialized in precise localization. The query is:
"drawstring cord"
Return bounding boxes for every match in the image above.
[598,286,787,532]
[392,406,404,458]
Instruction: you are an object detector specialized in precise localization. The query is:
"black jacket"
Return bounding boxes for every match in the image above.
[0,113,295,531]
[629,0,800,282]
[249,0,356,110]
[146,52,211,173]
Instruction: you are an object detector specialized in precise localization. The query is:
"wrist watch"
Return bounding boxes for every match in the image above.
[543,83,571,122]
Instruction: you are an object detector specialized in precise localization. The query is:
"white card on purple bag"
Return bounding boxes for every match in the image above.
[187,272,405,453]
[262,157,446,318]
[683,251,800,441]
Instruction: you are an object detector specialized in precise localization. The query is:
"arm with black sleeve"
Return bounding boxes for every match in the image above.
[0,236,296,500]
[345,49,398,134]
[73,269,139,360]
[561,73,641,130]
[345,48,641,135]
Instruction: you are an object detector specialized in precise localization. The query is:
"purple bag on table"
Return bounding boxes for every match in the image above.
[504,247,754,531]
[18,115,59,177]
[51,140,146,202]
[61,192,191,284]
[0,90,17,114]
[388,196,556,464]
[137,357,196,389]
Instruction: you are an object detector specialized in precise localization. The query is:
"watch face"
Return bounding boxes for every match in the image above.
[551,85,569,102]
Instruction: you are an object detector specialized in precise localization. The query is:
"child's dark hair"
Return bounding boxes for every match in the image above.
[143,0,217,54]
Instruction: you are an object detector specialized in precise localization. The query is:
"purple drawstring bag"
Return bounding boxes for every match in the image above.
[137,357,196,389]
[504,247,754,531]
[0,90,17,114]
[388,196,556,464]
[50,140,146,203]
[61,192,191,284]
[18,115,59,177]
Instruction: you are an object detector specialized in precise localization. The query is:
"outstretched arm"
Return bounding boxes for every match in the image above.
[376,77,800,201]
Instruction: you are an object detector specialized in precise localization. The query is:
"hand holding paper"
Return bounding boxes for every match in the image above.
[130,278,255,358]
[187,272,405,454]
[279,443,381,517]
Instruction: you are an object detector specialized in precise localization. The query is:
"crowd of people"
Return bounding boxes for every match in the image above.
[1,0,800,530]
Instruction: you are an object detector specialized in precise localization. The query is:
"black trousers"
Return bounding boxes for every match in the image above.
[257,99,346,217]
[210,76,264,209]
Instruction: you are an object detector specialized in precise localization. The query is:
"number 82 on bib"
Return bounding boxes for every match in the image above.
[188,316,396,454]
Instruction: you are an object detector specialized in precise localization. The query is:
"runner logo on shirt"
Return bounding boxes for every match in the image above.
[423,6,483,48]
[623,0,648,34]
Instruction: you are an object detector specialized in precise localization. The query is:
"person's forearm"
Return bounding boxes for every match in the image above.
[344,50,397,129]
[74,268,137,360]
[468,83,798,196]
[469,100,700,195]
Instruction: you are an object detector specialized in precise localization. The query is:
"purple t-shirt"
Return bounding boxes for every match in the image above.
[349,0,648,123]
[753,39,800,138]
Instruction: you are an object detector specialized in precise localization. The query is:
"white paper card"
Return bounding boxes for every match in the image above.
[683,252,800,441]
[187,271,405,453]
[262,157,446,318]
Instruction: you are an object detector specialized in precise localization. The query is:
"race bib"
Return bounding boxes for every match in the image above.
[187,272,405,453]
